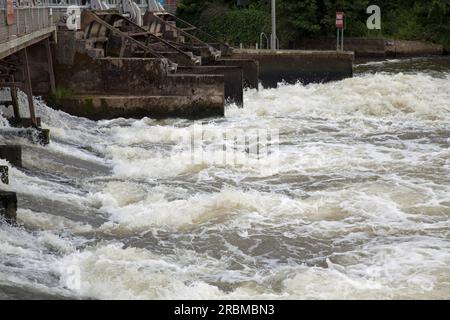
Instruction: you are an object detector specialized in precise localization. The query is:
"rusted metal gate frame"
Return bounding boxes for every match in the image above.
[144,12,220,58]
[160,12,232,54]
[83,10,198,67]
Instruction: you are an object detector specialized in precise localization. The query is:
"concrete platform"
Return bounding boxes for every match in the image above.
[212,59,259,89]
[51,95,224,120]
[51,52,226,119]
[178,66,243,107]
[231,49,354,88]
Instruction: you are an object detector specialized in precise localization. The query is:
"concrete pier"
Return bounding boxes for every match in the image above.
[0,191,17,223]
[51,94,224,120]
[51,31,226,119]
[179,66,243,106]
[296,38,444,58]
[0,145,22,168]
[213,59,259,90]
[231,49,354,88]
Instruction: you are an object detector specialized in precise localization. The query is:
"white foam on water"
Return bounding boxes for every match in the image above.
[90,185,304,231]
[229,73,450,121]
[1,67,450,299]
[283,237,450,299]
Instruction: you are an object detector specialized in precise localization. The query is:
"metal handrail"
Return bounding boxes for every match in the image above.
[146,12,220,58]
[259,32,269,49]
[162,12,231,52]
[1,7,54,45]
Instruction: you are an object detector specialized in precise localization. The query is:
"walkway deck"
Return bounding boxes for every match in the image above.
[0,6,56,59]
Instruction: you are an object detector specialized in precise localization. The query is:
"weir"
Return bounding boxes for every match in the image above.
[0,0,355,222]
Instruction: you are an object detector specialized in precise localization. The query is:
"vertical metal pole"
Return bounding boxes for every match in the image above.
[341,29,344,51]
[337,29,339,51]
[10,76,20,119]
[271,0,276,51]
[45,38,56,94]
[21,48,37,128]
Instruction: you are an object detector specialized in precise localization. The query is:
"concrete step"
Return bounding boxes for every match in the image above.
[51,94,224,120]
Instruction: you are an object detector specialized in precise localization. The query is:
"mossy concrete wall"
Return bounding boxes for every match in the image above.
[178,66,243,107]
[51,30,225,119]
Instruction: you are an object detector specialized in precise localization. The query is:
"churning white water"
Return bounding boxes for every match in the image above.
[1,58,449,299]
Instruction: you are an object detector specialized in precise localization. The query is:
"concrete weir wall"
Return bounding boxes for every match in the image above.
[296,38,444,58]
[179,66,243,106]
[50,31,225,119]
[232,49,354,88]
[213,59,259,90]
[385,40,444,57]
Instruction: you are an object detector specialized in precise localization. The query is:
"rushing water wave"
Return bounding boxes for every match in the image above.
[1,58,449,299]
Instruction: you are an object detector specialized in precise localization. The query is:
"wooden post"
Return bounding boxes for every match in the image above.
[20,48,37,128]
[45,38,56,94]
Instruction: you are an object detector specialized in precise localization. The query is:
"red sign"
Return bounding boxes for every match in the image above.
[6,0,15,26]
[336,12,345,29]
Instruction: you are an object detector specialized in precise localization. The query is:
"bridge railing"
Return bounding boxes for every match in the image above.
[0,6,53,44]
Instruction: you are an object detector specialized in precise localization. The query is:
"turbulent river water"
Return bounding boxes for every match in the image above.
[0,57,449,300]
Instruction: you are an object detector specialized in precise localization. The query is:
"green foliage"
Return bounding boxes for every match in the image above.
[177,0,450,50]
[178,1,271,45]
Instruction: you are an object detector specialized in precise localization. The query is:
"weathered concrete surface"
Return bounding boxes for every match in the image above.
[54,55,223,97]
[0,191,17,223]
[296,38,386,58]
[54,55,169,95]
[52,30,226,119]
[385,40,444,57]
[52,94,224,120]
[296,38,444,58]
[0,145,22,168]
[232,49,354,88]
[212,59,259,89]
[179,66,243,106]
